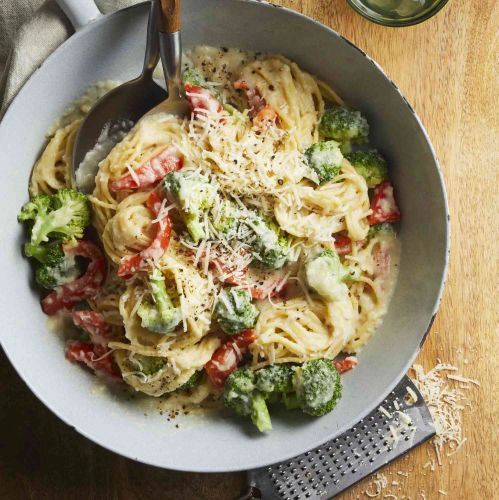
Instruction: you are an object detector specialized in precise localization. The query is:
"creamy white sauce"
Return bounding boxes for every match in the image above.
[76,119,133,193]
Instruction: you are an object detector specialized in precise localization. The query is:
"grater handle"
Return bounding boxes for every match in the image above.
[236,485,261,500]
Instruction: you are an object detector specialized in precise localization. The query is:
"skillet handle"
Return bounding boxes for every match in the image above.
[55,0,101,31]
[159,0,181,33]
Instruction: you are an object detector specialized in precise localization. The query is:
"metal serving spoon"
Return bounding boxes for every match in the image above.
[146,0,190,119]
[73,0,165,192]
[73,0,188,193]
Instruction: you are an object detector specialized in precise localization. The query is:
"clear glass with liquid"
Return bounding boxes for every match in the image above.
[348,0,449,26]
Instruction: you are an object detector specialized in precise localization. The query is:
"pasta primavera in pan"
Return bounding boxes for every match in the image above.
[18,46,401,432]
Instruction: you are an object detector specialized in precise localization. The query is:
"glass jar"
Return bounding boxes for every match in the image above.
[347,0,450,27]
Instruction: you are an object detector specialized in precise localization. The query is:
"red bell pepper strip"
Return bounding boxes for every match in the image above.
[66,310,121,379]
[233,80,278,126]
[368,180,401,225]
[334,356,358,374]
[184,83,223,116]
[334,234,353,255]
[208,246,286,300]
[71,310,111,347]
[205,329,256,387]
[109,146,182,192]
[253,105,278,128]
[117,190,172,279]
[41,240,107,315]
[65,341,118,378]
[333,234,367,256]
[240,267,288,300]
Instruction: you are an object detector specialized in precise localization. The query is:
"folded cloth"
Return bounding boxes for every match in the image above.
[0,0,140,116]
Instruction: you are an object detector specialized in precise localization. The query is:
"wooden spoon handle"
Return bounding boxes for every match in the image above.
[159,0,180,33]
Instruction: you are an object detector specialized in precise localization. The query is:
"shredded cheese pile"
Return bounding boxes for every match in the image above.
[410,363,480,465]
[360,360,479,498]
[186,107,309,215]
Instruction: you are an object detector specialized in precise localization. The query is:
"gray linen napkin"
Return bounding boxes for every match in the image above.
[0,0,140,115]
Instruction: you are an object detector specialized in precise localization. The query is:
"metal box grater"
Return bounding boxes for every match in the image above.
[239,376,435,499]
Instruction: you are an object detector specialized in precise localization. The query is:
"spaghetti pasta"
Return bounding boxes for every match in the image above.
[24,46,400,415]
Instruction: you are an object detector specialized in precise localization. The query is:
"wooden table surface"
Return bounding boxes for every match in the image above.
[1,1,497,499]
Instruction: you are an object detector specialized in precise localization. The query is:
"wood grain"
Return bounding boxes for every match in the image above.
[1,1,497,499]
[159,0,180,33]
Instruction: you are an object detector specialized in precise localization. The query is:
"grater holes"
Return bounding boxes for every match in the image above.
[260,381,424,499]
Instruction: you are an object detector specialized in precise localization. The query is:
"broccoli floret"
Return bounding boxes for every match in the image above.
[223,368,272,432]
[178,370,202,391]
[224,368,256,416]
[24,241,64,265]
[164,171,217,244]
[35,253,81,289]
[18,189,90,246]
[319,106,369,152]
[305,249,349,302]
[282,392,300,410]
[223,103,245,119]
[250,392,272,432]
[255,364,294,395]
[182,68,219,97]
[17,194,53,222]
[131,354,167,376]
[137,269,182,333]
[346,150,388,188]
[244,213,290,269]
[293,359,342,417]
[214,288,259,335]
[211,200,240,237]
[182,68,206,88]
[305,141,344,185]
[368,223,396,239]
[23,241,80,290]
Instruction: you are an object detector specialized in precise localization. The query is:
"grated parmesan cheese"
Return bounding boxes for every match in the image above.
[379,405,393,419]
[410,363,478,466]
